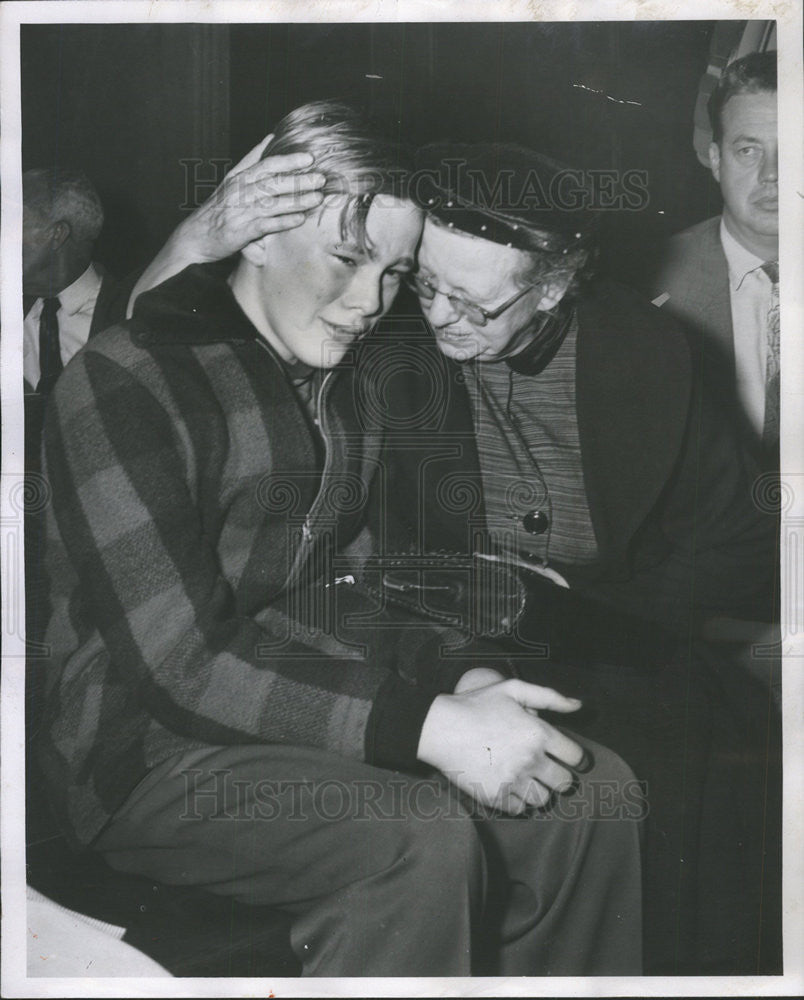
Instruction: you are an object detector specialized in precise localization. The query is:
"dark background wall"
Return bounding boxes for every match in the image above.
[22,21,724,283]
[22,23,230,277]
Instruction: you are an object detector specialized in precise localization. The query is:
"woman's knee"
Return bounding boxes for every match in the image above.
[570,739,646,823]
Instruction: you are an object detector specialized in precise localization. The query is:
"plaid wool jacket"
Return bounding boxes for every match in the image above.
[36,263,489,846]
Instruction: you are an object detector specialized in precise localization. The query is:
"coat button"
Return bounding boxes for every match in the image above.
[522,510,549,535]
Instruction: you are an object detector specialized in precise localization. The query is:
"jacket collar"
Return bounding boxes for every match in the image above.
[130,259,259,347]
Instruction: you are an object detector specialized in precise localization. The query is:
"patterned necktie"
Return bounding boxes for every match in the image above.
[37,297,63,395]
[761,260,779,451]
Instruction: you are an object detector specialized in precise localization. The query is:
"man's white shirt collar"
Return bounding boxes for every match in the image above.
[57,262,103,315]
[719,218,768,292]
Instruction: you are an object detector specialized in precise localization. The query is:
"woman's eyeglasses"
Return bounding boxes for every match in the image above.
[405,273,536,327]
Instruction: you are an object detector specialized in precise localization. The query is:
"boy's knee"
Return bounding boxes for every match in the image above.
[349,777,486,893]
[406,786,483,868]
[378,784,486,910]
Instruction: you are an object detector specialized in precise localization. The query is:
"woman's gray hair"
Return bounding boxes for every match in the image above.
[512,241,597,300]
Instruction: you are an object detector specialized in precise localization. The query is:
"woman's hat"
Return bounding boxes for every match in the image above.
[413,142,597,255]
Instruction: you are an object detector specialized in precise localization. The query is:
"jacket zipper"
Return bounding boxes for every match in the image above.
[253,338,343,592]
[283,362,337,591]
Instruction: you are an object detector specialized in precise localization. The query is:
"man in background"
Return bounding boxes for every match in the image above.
[23,168,127,465]
[648,51,779,471]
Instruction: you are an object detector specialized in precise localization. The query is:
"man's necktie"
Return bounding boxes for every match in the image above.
[37,297,63,396]
[761,260,780,452]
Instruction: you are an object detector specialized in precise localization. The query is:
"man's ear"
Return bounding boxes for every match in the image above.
[240,233,273,267]
[49,220,71,251]
[708,141,721,184]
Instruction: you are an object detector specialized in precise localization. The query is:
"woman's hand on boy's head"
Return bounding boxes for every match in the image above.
[127,137,327,315]
[180,139,327,262]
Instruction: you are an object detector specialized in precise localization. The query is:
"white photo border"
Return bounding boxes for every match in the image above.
[2,1,802,996]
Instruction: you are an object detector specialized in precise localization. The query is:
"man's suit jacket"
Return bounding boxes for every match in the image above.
[646,216,768,466]
[648,216,733,367]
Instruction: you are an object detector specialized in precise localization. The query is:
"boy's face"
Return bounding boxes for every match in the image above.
[250,194,422,368]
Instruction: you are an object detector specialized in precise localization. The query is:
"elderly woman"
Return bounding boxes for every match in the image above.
[37,105,643,977]
[392,142,776,631]
[370,142,780,976]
